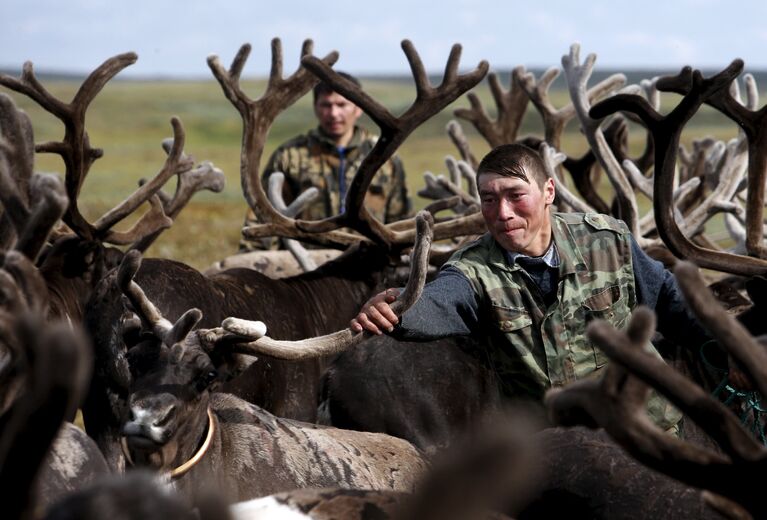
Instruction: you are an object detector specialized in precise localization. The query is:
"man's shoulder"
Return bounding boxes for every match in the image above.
[273,131,315,152]
[445,234,495,268]
[554,212,630,234]
[353,126,378,143]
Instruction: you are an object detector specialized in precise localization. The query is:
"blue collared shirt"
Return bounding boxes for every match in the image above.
[506,242,561,305]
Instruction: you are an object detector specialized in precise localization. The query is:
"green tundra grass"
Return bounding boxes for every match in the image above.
[2,73,741,270]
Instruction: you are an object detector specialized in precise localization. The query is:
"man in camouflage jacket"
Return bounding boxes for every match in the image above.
[351,143,711,431]
[239,72,411,251]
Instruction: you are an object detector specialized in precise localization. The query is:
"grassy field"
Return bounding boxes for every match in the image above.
[1,72,743,270]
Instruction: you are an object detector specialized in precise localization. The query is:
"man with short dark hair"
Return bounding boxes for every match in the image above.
[239,72,411,251]
[351,143,710,431]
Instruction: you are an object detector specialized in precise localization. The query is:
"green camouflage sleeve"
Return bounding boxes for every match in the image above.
[237,148,287,252]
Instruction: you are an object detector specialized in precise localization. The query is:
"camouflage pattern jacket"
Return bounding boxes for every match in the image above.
[436,212,681,429]
[239,126,411,251]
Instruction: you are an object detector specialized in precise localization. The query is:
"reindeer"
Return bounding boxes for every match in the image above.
[111,210,435,503]
[0,93,111,517]
[0,309,95,520]
[66,39,486,474]
[0,54,226,327]
[545,261,767,518]
[530,63,767,519]
[316,46,658,452]
[320,45,767,460]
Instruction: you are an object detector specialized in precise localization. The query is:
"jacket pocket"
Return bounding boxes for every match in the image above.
[582,285,626,367]
[583,285,623,321]
[491,304,532,333]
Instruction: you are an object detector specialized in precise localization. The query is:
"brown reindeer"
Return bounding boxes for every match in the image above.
[545,261,765,517]
[0,55,225,324]
[76,38,486,473]
[112,211,434,503]
[0,93,110,516]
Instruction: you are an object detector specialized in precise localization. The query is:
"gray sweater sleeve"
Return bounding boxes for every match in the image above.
[630,236,711,350]
[392,236,710,350]
[391,266,481,341]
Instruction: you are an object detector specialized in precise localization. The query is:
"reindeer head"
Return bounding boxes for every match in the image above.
[117,251,219,474]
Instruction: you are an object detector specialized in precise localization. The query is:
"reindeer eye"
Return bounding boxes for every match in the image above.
[195,369,218,392]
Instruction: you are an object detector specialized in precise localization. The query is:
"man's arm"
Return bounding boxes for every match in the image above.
[350,266,480,340]
[630,236,711,349]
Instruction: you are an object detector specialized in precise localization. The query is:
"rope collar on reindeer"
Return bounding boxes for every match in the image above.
[121,406,216,479]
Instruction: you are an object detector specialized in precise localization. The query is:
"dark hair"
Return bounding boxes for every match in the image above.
[313,71,361,103]
[476,143,548,187]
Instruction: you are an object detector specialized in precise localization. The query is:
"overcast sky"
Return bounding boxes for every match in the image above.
[2,0,766,78]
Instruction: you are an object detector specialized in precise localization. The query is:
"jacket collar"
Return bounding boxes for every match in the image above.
[309,125,367,150]
[484,213,588,277]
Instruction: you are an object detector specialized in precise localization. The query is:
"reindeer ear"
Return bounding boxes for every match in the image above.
[166,308,202,347]
[169,343,185,364]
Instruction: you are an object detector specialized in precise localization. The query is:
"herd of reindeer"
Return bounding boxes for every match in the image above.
[3,37,767,519]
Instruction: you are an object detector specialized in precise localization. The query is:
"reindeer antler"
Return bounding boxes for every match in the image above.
[0,54,194,247]
[445,120,479,170]
[219,39,487,251]
[658,66,767,259]
[0,94,67,262]
[520,65,625,158]
[546,261,767,518]
[201,211,435,360]
[208,40,358,249]
[453,67,530,148]
[562,44,641,236]
[294,41,488,248]
[131,142,226,253]
[590,59,767,276]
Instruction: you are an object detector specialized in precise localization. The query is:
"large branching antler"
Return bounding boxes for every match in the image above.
[202,211,435,360]
[226,40,488,251]
[0,93,35,250]
[0,54,192,247]
[445,120,479,170]
[418,156,480,216]
[657,67,767,259]
[131,140,226,253]
[678,136,748,240]
[520,65,625,159]
[297,40,487,247]
[546,261,767,518]
[453,66,530,148]
[590,59,767,276]
[207,39,359,249]
[562,44,641,236]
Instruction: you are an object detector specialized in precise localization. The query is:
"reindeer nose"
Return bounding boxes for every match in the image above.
[121,421,141,437]
[153,404,177,427]
[122,400,177,441]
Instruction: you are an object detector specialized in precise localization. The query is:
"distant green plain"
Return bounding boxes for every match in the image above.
[2,72,741,270]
